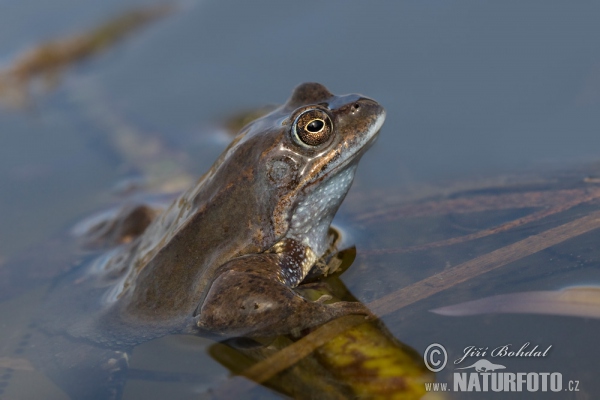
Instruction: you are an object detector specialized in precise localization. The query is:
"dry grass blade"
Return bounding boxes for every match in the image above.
[368,209,600,315]
[361,188,600,256]
[241,315,370,384]
[354,188,597,223]
[212,315,370,398]
[364,188,600,256]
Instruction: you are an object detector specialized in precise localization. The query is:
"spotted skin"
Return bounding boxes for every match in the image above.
[44,83,386,342]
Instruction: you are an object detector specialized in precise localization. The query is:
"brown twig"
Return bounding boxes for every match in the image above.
[367,209,600,315]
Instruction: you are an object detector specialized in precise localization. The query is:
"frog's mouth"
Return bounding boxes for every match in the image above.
[326,105,386,176]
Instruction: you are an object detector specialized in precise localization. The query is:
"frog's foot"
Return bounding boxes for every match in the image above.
[194,257,371,338]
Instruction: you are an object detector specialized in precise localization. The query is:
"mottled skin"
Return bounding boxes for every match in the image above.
[67,82,384,339]
[31,83,384,398]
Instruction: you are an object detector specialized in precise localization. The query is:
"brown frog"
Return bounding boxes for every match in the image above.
[59,82,385,341]
[34,83,384,397]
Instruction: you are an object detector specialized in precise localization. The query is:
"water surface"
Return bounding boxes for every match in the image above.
[1,1,600,398]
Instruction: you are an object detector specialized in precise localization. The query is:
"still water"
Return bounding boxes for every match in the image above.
[1,1,599,398]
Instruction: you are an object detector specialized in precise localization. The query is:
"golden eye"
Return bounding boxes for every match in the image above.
[292,109,333,147]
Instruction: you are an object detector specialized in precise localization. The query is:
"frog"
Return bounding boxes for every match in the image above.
[32,82,385,398]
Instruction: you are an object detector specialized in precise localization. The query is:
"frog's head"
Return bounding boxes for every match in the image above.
[233,82,385,256]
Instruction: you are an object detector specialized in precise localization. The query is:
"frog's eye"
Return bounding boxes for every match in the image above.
[292,109,333,147]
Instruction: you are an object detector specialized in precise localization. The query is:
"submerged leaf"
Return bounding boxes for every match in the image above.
[315,321,434,400]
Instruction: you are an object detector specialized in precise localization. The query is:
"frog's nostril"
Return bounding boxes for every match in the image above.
[353,103,360,110]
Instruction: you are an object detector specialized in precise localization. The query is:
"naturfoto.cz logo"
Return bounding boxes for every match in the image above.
[422,342,581,393]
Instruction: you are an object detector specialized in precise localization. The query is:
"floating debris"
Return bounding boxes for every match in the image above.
[0,4,173,107]
[431,286,600,319]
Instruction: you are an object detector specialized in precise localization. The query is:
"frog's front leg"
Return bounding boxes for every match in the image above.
[195,246,371,337]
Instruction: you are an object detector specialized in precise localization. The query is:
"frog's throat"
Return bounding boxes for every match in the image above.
[285,164,357,259]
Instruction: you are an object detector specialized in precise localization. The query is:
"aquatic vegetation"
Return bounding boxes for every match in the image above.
[0,4,173,107]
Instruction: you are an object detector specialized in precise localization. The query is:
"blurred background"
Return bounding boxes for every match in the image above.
[1,0,599,254]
